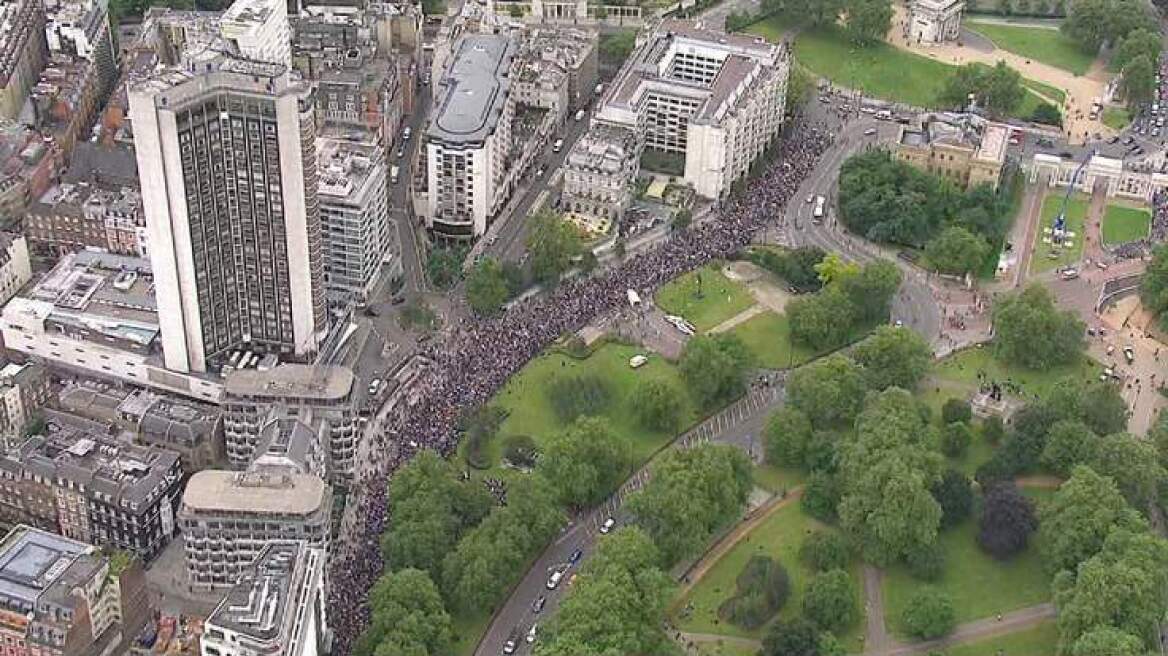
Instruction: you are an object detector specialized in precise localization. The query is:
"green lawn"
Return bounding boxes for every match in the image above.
[882,517,1052,635]
[1022,79,1067,107]
[932,346,1099,402]
[1101,204,1152,245]
[966,20,1095,76]
[1102,106,1132,131]
[941,620,1059,656]
[695,643,760,656]
[672,503,867,653]
[752,464,806,494]
[746,16,1068,117]
[728,311,816,369]
[471,342,698,472]
[1031,193,1088,274]
[656,262,757,332]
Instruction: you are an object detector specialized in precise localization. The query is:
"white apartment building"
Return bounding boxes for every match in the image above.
[423,34,517,239]
[201,541,328,656]
[130,0,327,375]
[0,233,30,308]
[318,126,395,304]
[596,20,789,199]
[179,471,332,591]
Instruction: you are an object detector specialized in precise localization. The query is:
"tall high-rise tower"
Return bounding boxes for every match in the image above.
[129,0,326,374]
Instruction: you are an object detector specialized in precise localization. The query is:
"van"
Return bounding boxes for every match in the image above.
[875,109,892,120]
[402,126,412,141]
[574,109,586,121]
[546,571,563,590]
[553,138,564,153]
[390,165,400,184]
[599,517,616,534]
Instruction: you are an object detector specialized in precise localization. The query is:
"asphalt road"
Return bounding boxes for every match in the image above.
[775,112,943,346]
[473,381,784,656]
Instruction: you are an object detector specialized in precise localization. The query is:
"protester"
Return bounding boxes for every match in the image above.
[327,121,835,654]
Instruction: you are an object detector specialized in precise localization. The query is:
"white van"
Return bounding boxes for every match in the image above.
[553,138,564,153]
[574,109,586,121]
[390,165,400,184]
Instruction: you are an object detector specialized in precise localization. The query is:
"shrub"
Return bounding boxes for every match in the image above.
[501,435,537,468]
[901,589,956,639]
[906,542,946,581]
[801,472,841,522]
[800,531,850,572]
[941,422,973,458]
[717,556,791,629]
[546,373,611,423]
[941,398,973,425]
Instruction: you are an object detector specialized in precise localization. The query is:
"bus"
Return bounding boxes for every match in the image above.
[812,196,826,223]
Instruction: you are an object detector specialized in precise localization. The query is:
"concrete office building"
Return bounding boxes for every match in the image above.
[518,27,598,112]
[422,34,518,239]
[0,525,152,656]
[318,126,396,304]
[129,0,327,375]
[178,471,332,591]
[0,251,225,403]
[0,429,183,561]
[895,115,1008,190]
[201,541,328,656]
[222,364,358,481]
[597,20,788,199]
[0,362,49,450]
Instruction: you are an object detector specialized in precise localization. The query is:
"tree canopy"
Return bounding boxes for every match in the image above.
[748,246,827,293]
[787,354,868,428]
[353,568,453,656]
[1141,244,1168,331]
[1039,465,1146,575]
[924,226,990,275]
[679,334,753,409]
[626,443,752,566]
[630,379,684,432]
[1062,0,1157,52]
[1089,433,1165,509]
[802,569,859,634]
[938,61,1026,117]
[991,285,1085,370]
[466,257,512,315]
[977,483,1038,559]
[901,589,956,640]
[526,210,582,286]
[853,326,933,392]
[538,417,633,508]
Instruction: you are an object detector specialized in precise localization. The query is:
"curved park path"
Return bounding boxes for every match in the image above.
[672,478,1063,655]
[886,3,1111,143]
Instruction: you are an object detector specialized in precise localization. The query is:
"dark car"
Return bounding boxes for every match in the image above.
[391,295,406,306]
[532,596,546,613]
[569,548,583,565]
[364,305,381,317]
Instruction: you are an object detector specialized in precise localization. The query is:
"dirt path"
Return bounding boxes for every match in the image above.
[708,305,766,334]
[886,3,1111,143]
[672,489,805,607]
[1015,474,1064,489]
[874,603,1056,656]
[863,565,891,653]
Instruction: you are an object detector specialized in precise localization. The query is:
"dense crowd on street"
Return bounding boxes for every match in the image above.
[326,123,835,655]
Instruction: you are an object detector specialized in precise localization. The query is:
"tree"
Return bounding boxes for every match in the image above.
[718,556,792,629]
[598,29,637,67]
[901,589,956,639]
[466,257,510,314]
[1120,54,1156,107]
[1061,0,1111,50]
[941,422,973,458]
[787,284,858,351]
[1142,244,1168,330]
[800,530,850,572]
[1070,626,1147,656]
[924,226,989,275]
[785,65,816,116]
[1040,420,1100,477]
[841,260,902,325]
[1113,28,1161,72]
[546,373,611,423]
[1090,432,1165,509]
[761,618,820,656]
[931,469,974,529]
[424,244,465,289]
[845,0,892,44]
[764,406,814,468]
[1054,528,1168,654]
[539,418,632,508]
[679,334,753,409]
[381,451,493,581]
[1045,379,1128,438]
[672,208,692,230]
[630,379,684,432]
[536,527,674,656]
[802,569,859,634]
[941,398,972,425]
[786,355,867,427]
[749,246,826,292]
[502,434,538,468]
[802,472,842,522]
[853,326,932,391]
[441,477,564,613]
[982,416,1005,445]
[626,444,752,566]
[978,483,1038,559]
[1030,102,1064,127]
[991,285,1085,370]
[939,61,1025,117]
[353,568,453,656]
[1039,465,1146,575]
[813,252,860,286]
[526,210,582,286]
[838,389,943,565]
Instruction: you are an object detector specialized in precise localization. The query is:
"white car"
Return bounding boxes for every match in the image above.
[546,571,563,590]
[526,625,538,644]
[599,517,616,534]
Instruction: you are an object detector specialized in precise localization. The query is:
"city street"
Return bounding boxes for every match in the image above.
[473,380,784,656]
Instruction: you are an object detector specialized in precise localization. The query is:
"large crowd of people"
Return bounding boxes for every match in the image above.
[326,122,835,655]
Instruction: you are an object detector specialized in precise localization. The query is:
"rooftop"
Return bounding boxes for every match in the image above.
[566,124,638,174]
[0,526,97,615]
[428,34,516,144]
[224,363,354,401]
[3,429,181,508]
[317,127,385,202]
[181,470,329,516]
[205,541,314,643]
[57,380,221,446]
